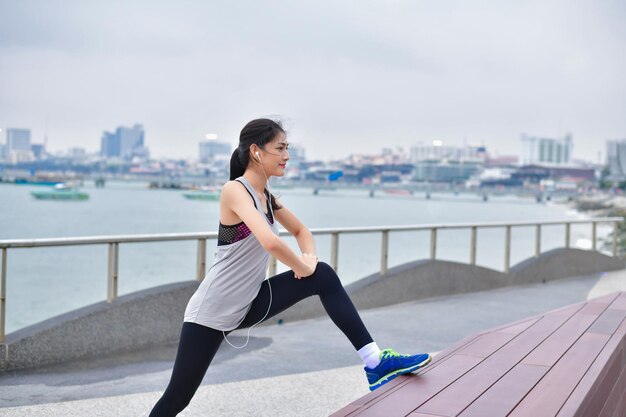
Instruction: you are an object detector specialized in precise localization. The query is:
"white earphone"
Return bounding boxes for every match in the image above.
[255,151,261,161]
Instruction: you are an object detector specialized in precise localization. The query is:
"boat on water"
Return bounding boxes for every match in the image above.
[31,184,89,201]
[182,189,221,201]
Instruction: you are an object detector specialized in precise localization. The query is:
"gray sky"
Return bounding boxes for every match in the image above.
[1,0,625,162]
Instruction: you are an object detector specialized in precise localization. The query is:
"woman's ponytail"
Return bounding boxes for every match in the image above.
[229,148,246,180]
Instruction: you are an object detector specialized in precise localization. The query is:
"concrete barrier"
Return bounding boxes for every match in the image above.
[1,248,623,371]
[0,281,199,371]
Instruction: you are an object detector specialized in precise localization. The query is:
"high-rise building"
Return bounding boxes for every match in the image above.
[101,132,118,158]
[520,133,572,165]
[607,139,626,180]
[118,124,144,159]
[6,128,31,151]
[5,128,34,162]
[199,139,231,162]
[101,124,145,160]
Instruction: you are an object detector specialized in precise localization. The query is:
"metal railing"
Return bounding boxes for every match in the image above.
[0,217,621,343]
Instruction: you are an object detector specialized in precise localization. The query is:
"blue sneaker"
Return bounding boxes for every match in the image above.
[365,348,432,391]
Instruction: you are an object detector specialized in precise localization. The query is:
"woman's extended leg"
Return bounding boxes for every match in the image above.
[237,261,373,350]
[149,322,223,417]
[238,261,431,391]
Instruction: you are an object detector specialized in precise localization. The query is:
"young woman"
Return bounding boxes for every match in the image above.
[149,118,432,416]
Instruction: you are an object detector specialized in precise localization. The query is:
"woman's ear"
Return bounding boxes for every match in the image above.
[249,144,261,161]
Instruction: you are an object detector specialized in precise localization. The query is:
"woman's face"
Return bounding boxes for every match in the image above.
[259,132,290,177]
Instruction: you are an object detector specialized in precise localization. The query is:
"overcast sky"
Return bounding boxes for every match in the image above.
[1,0,624,162]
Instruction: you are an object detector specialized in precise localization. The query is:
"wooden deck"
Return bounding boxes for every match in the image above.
[331,292,626,417]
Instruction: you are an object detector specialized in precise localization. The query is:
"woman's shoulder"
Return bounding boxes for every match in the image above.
[221,179,245,192]
[221,180,252,203]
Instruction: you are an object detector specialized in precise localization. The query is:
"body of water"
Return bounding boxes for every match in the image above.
[0,181,611,333]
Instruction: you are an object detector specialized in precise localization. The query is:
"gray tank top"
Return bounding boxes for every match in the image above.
[184,176,279,331]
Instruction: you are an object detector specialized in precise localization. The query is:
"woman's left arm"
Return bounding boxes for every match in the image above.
[273,201,317,257]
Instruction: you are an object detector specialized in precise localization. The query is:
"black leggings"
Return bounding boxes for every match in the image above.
[149,261,373,417]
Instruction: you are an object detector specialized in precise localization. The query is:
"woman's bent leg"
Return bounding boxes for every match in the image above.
[149,322,223,417]
[237,262,373,350]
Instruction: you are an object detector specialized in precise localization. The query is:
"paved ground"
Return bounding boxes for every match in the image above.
[1,269,625,417]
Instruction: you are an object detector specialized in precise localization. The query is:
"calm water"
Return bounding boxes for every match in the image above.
[0,181,610,333]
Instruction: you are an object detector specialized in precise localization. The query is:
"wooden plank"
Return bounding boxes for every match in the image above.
[522,312,600,367]
[408,413,446,417]
[557,319,626,417]
[609,292,626,311]
[456,332,518,358]
[421,334,482,370]
[587,309,626,335]
[351,354,483,417]
[579,301,612,315]
[457,364,548,417]
[415,306,582,417]
[330,404,362,417]
[495,318,539,335]
[508,332,610,417]
[598,364,626,417]
[588,292,622,306]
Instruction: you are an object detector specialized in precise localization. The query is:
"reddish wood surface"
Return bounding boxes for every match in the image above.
[331,291,626,417]
[556,320,626,417]
[456,363,548,417]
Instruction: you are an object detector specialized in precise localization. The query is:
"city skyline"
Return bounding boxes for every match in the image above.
[0,123,616,164]
[1,1,624,162]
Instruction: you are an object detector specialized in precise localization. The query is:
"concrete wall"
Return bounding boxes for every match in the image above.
[0,281,199,371]
[1,248,623,371]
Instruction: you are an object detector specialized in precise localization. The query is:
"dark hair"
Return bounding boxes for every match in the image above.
[229,118,285,210]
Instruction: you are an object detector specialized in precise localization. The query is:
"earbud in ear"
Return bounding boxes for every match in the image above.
[255,151,261,161]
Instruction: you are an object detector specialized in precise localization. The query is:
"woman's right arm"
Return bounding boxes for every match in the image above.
[221,181,315,277]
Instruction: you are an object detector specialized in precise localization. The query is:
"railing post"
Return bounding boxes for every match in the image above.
[430,228,437,260]
[107,243,119,303]
[381,230,389,275]
[565,223,570,248]
[535,224,541,257]
[504,225,511,273]
[269,256,277,277]
[1,248,6,343]
[196,238,207,281]
[470,226,477,265]
[591,222,597,251]
[613,221,619,257]
[331,232,339,272]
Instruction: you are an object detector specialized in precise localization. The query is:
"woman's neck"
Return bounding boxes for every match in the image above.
[242,170,267,196]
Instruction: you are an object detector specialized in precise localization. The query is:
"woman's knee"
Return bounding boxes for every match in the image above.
[314,261,342,287]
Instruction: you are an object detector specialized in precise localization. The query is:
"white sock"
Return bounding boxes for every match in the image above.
[358,342,382,369]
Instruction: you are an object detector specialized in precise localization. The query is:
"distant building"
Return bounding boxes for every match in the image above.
[101,132,119,158]
[101,124,145,160]
[68,147,86,158]
[485,155,519,167]
[520,133,572,165]
[606,139,626,180]
[5,128,34,162]
[31,144,46,160]
[512,164,595,184]
[409,141,487,163]
[414,160,482,182]
[6,128,31,151]
[198,139,231,162]
[410,141,463,162]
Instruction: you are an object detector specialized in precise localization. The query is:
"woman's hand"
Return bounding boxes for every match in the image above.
[294,254,318,279]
